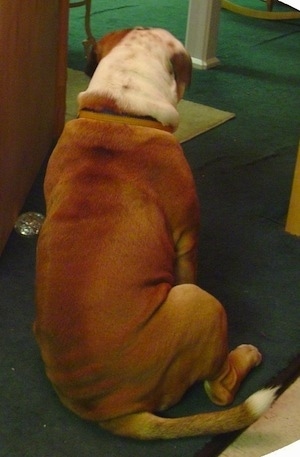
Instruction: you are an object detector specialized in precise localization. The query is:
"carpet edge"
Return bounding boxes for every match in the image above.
[194,353,300,457]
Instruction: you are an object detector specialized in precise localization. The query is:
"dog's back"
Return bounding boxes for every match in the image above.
[34,27,276,440]
[34,116,199,421]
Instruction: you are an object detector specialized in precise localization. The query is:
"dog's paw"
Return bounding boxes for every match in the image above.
[204,344,263,406]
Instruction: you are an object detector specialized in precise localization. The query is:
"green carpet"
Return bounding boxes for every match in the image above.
[1,1,300,456]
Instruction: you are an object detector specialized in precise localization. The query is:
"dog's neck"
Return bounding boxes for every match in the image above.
[77,42,181,130]
[77,108,174,133]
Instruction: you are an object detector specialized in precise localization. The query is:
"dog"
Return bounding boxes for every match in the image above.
[34,27,277,440]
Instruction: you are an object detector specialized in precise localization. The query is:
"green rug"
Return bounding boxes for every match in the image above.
[1,2,300,457]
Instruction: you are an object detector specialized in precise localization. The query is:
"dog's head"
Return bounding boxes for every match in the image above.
[85,27,192,102]
[85,28,133,78]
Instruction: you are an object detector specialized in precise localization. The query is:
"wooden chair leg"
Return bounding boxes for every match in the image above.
[69,0,95,56]
[82,0,95,56]
[221,0,300,19]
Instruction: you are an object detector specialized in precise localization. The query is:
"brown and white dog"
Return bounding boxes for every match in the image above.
[34,27,276,440]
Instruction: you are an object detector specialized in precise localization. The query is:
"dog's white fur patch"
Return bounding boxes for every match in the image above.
[78,28,188,128]
[246,387,279,418]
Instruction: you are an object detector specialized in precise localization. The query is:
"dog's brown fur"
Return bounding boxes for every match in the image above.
[34,28,276,440]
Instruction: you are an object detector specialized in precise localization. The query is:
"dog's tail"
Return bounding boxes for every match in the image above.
[100,387,278,440]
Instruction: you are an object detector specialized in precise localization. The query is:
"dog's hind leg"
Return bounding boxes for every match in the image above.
[204,344,262,406]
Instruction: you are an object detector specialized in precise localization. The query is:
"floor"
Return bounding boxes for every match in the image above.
[219,377,300,456]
